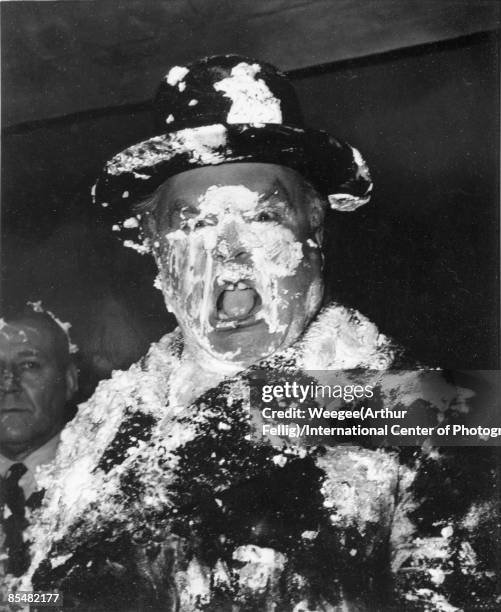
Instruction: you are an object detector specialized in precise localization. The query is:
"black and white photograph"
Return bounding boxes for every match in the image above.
[0,2,500,610]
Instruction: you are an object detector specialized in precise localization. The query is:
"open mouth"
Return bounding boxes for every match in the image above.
[213,280,262,330]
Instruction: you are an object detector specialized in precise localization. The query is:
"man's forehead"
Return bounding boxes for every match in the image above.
[161,162,305,204]
[0,320,55,356]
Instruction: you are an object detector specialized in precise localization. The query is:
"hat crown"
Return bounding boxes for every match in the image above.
[154,55,304,132]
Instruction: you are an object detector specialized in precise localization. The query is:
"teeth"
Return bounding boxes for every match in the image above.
[225,283,235,291]
[217,320,238,329]
[237,281,247,290]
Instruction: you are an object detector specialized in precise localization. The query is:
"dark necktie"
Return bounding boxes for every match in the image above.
[1,462,30,576]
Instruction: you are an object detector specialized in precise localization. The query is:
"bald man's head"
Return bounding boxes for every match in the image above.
[7,310,72,367]
[0,310,78,460]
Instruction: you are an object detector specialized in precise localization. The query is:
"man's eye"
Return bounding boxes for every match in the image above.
[180,219,207,231]
[19,361,41,371]
[255,211,276,222]
[193,215,217,230]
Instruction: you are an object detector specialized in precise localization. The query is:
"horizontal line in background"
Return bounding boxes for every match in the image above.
[2,30,497,137]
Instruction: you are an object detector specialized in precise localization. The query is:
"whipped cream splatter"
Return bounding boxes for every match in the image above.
[328,146,373,211]
[122,216,139,229]
[106,125,231,176]
[213,62,282,124]
[166,65,189,86]
[27,301,78,354]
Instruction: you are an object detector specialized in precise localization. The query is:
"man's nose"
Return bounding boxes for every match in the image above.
[214,221,251,264]
[215,248,251,264]
[214,244,251,264]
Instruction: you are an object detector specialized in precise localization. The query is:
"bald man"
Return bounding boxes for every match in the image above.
[0,309,78,576]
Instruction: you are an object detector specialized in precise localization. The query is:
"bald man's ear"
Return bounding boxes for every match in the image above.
[65,362,79,401]
[314,226,324,248]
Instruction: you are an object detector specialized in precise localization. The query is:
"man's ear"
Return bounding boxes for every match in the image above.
[314,226,324,247]
[141,210,158,240]
[65,362,79,401]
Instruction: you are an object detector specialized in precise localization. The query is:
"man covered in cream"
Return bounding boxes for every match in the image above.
[6,56,497,611]
[147,162,329,410]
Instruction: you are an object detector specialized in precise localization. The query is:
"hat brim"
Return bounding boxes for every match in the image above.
[93,123,372,217]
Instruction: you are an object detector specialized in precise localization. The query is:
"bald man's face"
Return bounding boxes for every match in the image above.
[0,319,77,459]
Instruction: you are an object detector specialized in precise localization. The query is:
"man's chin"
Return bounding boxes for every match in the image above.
[205,320,286,364]
[0,427,35,451]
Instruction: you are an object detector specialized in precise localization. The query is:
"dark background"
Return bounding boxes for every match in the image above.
[2,30,499,395]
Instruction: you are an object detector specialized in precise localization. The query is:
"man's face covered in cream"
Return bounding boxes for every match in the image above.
[143,162,325,365]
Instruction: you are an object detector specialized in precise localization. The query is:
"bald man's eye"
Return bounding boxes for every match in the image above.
[18,360,41,371]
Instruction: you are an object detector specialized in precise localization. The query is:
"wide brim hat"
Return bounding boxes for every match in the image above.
[93,55,373,225]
